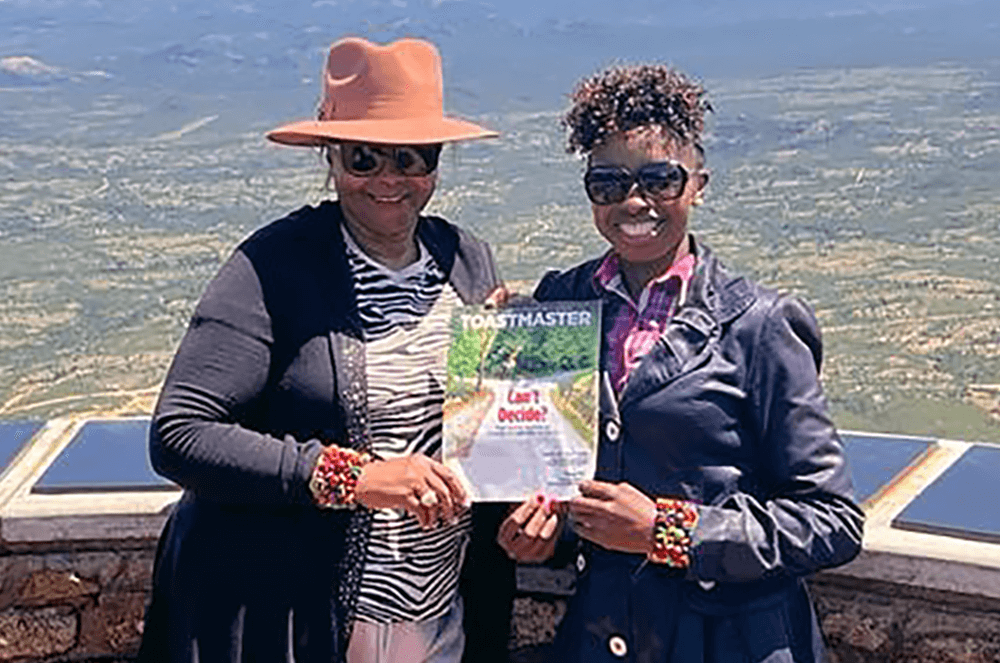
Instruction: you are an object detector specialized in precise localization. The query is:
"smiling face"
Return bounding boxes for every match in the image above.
[589,128,706,280]
[329,143,437,266]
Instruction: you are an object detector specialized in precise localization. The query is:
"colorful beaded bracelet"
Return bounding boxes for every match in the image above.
[309,445,373,509]
[648,497,699,568]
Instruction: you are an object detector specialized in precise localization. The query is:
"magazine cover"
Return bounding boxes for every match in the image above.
[443,300,602,502]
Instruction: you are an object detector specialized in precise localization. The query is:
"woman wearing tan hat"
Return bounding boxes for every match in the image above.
[138,37,514,663]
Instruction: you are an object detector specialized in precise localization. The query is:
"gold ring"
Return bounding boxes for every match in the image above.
[420,491,439,507]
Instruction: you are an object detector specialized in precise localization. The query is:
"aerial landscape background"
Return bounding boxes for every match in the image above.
[1,0,999,441]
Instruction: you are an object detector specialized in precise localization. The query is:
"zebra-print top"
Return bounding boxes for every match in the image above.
[343,228,473,624]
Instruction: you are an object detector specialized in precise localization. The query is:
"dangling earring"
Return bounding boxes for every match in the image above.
[692,193,704,207]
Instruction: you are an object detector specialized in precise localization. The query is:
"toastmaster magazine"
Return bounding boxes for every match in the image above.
[443,300,602,502]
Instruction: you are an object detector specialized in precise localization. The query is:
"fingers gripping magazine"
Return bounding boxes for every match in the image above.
[443,300,602,502]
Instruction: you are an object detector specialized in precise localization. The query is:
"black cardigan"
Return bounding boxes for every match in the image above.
[139,201,515,663]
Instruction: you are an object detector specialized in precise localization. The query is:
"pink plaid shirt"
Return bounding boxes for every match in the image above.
[595,251,697,394]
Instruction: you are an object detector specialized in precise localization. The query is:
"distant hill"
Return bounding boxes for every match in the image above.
[1,0,996,113]
[0,55,64,85]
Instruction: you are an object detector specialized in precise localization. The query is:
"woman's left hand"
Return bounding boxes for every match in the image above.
[568,480,656,555]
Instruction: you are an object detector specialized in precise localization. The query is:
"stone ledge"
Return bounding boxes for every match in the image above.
[825,548,1000,603]
[1,514,171,547]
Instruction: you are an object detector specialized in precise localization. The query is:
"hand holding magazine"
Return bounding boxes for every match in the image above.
[443,300,601,501]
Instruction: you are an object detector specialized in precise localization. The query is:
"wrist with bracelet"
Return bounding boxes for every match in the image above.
[309,445,373,508]
[647,497,698,568]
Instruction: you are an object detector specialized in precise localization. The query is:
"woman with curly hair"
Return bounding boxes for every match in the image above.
[496,64,864,662]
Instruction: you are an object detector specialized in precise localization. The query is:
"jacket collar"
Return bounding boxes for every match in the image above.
[683,237,757,326]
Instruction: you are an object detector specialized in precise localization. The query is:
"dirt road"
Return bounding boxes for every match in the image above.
[451,378,594,501]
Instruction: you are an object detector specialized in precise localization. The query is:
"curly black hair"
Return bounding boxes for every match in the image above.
[563,63,712,154]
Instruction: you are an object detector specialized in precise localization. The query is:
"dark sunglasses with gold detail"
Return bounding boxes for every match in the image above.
[584,160,704,206]
[327,142,443,177]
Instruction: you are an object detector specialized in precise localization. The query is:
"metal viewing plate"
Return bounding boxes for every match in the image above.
[893,445,1000,544]
[1,420,44,472]
[840,432,933,503]
[32,419,176,493]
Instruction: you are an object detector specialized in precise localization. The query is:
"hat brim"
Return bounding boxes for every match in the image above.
[266,116,497,146]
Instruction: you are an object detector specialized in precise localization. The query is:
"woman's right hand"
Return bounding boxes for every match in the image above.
[355,455,468,529]
[496,495,563,563]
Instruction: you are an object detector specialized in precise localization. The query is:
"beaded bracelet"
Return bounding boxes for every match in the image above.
[309,445,373,509]
[648,497,699,568]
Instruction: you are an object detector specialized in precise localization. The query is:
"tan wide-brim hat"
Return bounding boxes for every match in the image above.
[267,37,497,146]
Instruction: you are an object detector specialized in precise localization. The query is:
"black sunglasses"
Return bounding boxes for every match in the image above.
[584,160,696,206]
[331,142,442,177]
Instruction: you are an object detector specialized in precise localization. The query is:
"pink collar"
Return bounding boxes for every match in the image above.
[594,249,697,308]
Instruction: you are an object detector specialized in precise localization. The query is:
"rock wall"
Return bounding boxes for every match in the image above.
[0,545,154,662]
[812,574,1000,663]
[2,545,1000,662]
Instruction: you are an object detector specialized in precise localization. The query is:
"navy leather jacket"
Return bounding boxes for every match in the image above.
[138,202,514,663]
[534,238,863,663]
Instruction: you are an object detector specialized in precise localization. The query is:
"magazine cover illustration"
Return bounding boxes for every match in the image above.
[443,300,601,501]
